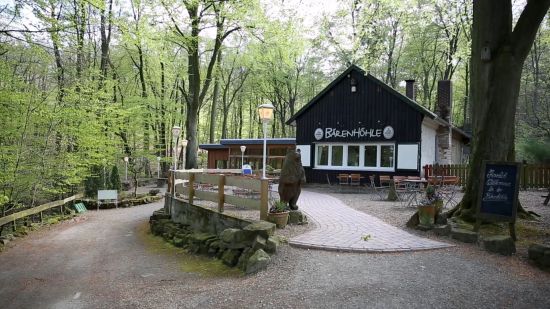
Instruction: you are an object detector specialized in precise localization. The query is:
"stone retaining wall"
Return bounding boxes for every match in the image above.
[165,194,251,234]
[150,195,284,274]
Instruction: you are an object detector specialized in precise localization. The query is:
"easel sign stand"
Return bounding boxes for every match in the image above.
[474,161,521,241]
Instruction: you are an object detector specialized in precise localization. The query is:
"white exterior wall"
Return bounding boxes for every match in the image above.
[420,120,438,177]
[452,136,464,164]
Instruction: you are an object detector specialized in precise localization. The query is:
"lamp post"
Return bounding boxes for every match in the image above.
[156,156,161,179]
[172,126,182,197]
[240,145,246,169]
[258,103,274,179]
[123,156,129,182]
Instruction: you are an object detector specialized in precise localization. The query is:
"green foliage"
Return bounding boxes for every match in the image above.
[269,200,288,213]
[84,166,102,198]
[521,139,550,163]
[110,165,122,191]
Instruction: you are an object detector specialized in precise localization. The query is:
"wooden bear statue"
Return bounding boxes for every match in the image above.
[278,148,306,210]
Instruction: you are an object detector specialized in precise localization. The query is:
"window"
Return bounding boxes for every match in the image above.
[347,146,359,166]
[381,145,395,168]
[317,145,329,166]
[364,145,377,167]
[315,143,395,171]
[332,145,343,166]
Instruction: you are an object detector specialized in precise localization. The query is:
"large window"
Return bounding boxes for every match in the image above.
[317,145,329,166]
[347,146,360,166]
[381,145,395,168]
[364,145,377,167]
[315,143,395,171]
[331,145,343,166]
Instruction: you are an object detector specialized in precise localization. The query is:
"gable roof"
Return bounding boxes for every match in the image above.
[286,64,437,125]
[286,65,470,141]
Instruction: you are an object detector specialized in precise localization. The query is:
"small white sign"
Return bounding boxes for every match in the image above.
[314,128,324,140]
[383,126,394,139]
[296,145,311,167]
[98,190,118,200]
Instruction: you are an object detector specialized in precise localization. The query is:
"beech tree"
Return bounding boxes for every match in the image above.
[452,0,550,220]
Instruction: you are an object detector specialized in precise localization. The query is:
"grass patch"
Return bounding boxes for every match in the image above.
[136,221,242,278]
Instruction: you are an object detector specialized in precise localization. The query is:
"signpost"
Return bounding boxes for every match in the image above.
[475,161,521,240]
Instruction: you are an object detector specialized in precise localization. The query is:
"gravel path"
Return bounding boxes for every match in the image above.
[0,190,549,308]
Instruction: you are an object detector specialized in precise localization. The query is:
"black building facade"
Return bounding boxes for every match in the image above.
[287,65,467,184]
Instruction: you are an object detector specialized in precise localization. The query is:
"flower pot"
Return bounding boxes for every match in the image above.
[417,204,436,227]
[267,211,289,228]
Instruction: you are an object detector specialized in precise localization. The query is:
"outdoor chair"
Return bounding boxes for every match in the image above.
[369,175,390,200]
[338,174,350,185]
[349,174,361,186]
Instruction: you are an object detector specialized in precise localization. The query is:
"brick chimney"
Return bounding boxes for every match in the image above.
[436,80,453,164]
[405,80,416,100]
[436,80,452,122]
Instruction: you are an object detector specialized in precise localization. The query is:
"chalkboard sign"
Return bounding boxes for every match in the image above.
[477,161,520,222]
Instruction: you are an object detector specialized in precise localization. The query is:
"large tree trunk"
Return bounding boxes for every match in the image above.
[453,0,550,221]
[209,52,222,143]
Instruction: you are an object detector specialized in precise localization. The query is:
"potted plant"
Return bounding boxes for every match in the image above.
[417,186,443,227]
[267,200,290,228]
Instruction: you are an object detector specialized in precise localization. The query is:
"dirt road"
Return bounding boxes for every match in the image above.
[1,198,549,309]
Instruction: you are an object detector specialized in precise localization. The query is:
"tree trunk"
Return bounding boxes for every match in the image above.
[209,52,222,143]
[454,0,550,221]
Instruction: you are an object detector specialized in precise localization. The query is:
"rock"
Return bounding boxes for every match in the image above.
[221,249,242,267]
[528,244,548,261]
[406,212,419,228]
[237,248,255,270]
[451,228,478,243]
[528,244,550,269]
[173,237,184,247]
[0,238,9,245]
[435,213,448,225]
[416,224,432,231]
[482,235,516,256]
[245,249,271,274]
[220,228,254,249]
[433,225,451,236]
[265,235,286,254]
[243,221,276,239]
[149,189,160,196]
[288,210,308,225]
[190,232,217,243]
[252,235,267,251]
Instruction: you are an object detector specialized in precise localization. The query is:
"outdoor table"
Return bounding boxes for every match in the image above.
[399,179,428,207]
[402,178,428,189]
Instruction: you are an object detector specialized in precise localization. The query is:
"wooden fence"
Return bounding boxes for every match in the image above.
[423,164,550,189]
[0,193,83,231]
[171,171,270,220]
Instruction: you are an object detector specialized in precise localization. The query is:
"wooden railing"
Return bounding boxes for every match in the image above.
[0,193,83,231]
[171,170,270,220]
[423,164,550,189]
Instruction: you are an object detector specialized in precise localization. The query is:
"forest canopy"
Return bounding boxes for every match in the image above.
[0,0,548,211]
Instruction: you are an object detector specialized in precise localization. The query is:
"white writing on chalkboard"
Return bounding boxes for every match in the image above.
[482,169,511,202]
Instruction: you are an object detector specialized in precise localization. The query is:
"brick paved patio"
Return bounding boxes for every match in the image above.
[289,190,453,252]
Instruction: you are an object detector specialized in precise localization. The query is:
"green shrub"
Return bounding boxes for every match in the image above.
[84,165,102,198]
[110,165,122,190]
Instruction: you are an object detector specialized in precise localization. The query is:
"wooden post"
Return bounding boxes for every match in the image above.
[509,222,517,241]
[12,220,16,232]
[40,211,43,223]
[260,179,269,220]
[189,173,195,205]
[60,205,64,219]
[168,171,173,194]
[218,175,225,213]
